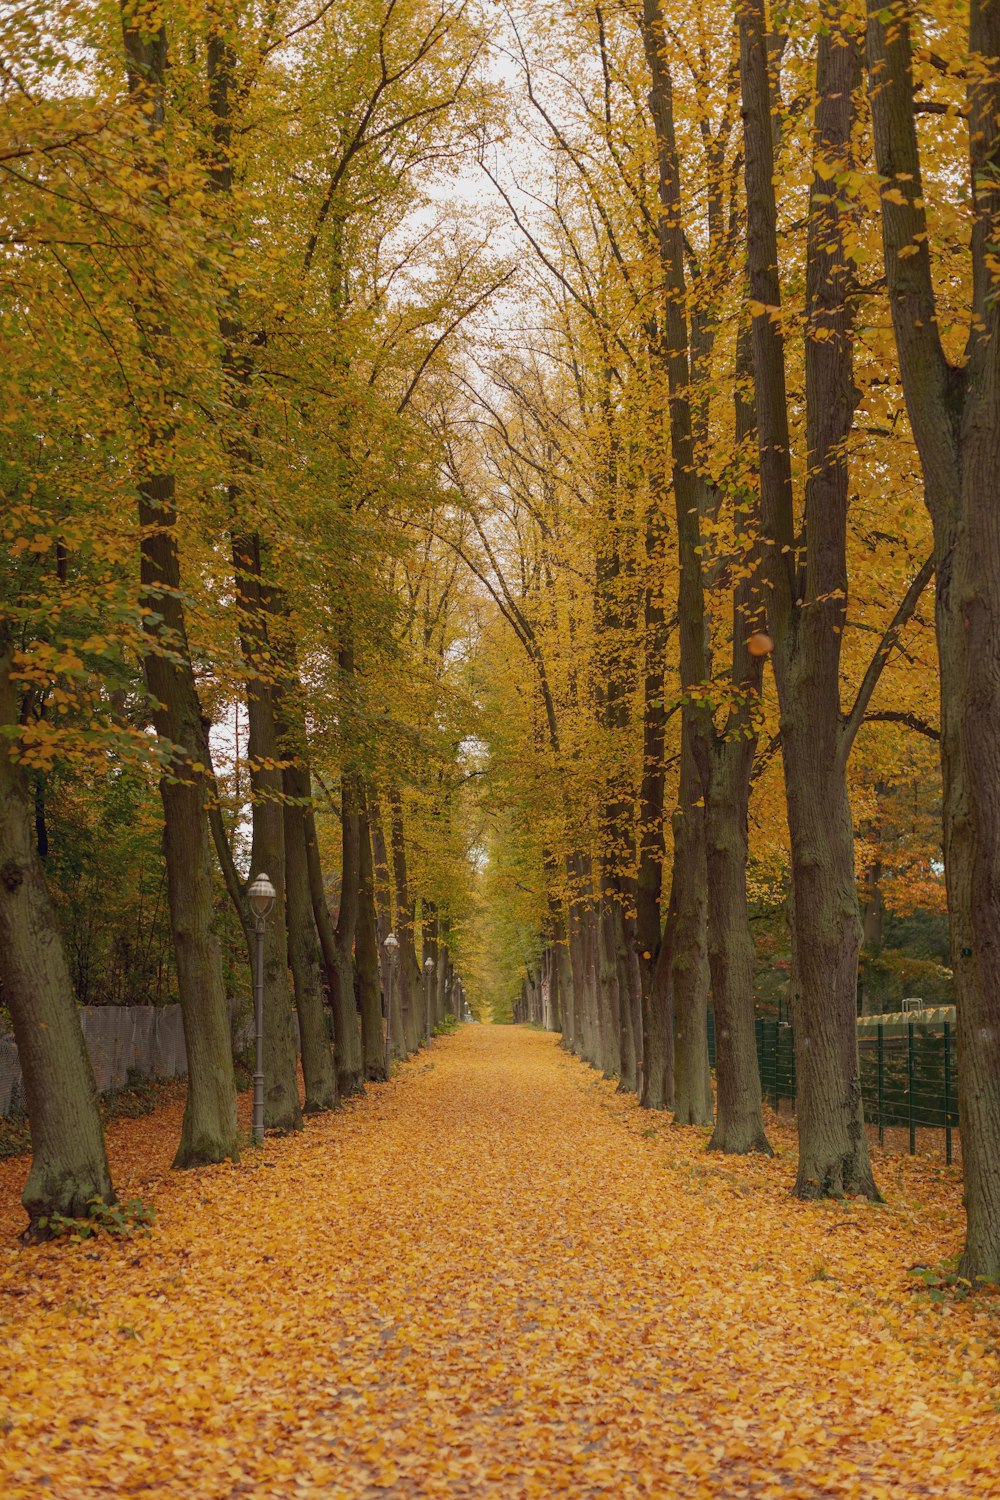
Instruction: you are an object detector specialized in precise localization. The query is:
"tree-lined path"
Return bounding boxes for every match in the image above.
[1,1027,996,1500]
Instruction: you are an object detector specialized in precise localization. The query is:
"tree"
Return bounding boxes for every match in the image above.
[866,0,1000,1279]
[0,621,115,1235]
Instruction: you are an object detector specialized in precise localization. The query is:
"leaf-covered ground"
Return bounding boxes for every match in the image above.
[0,1028,997,1499]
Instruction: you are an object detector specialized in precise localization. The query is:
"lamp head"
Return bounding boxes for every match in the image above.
[248,872,276,918]
[383,931,399,953]
[424,956,435,975]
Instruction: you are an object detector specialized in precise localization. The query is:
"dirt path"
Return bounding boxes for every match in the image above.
[0,1028,997,1498]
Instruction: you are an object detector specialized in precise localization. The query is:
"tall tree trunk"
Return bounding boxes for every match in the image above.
[641,891,676,1110]
[357,791,388,1082]
[706,333,770,1155]
[670,739,713,1125]
[369,797,403,1057]
[740,0,875,1195]
[334,768,365,1095]
[867,0,1000,1277]
[706,720,769,1153]
[596,896,623,1078]
[231,532,301,1133]
[389,786,419,1055]
[567,857,589,1058]
[0,625,115,1235]
[203,18,299,1134]
[616,903,639,1092]
[120,1,239,1166]
[636,460,669,1099]
[642,2,714,1127]
[283,775,338,1113]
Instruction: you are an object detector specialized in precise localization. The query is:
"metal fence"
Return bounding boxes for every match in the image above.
[751,1010,958,1162]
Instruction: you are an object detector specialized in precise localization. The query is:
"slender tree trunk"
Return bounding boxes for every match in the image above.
[670,741,713,1126]
[597,896,623,1078]
[0,625,115,1235]
[616,902,639,1093]
[120,2,239,1166]
[567,860,589,1058]
[202,14,299,1133]
[283,777,337,1113]
[243,654,301,1131]
[706,334,770,1155]
[706,733,769,1153]
[642,2,714,1127]
[642,891,676,1110]
[334,768,365,1095]
[389,786,419,1055]
[636,466,669,1097]
[357,791,388,1082]
[370,798,403,1057]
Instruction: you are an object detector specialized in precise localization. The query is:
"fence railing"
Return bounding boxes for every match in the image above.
[750,1012,958,1162]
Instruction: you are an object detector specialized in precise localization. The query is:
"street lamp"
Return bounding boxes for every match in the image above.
[247,872,276,1146]
[423,955,435,1046]
[383,931,399,1070]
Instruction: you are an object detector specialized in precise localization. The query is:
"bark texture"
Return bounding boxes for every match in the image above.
[121,0,238,1167]
[867,0,1000,1277]
[740,0,875,1195]
[357,792,388,1081]
[334,769,365,1095]
[283,772,338,1113]
[0,626,115,1233]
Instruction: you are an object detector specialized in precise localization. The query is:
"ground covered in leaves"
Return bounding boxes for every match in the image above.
[0,1028,997,1499]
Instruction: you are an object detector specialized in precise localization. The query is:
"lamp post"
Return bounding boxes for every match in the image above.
[423,955,435,1046]
[247,872,276,1146]
[383,931,399,1071]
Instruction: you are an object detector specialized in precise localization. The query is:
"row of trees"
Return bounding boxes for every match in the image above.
[2,0,998,1291]
[464,0,999,1284]
[0,0,495,1235]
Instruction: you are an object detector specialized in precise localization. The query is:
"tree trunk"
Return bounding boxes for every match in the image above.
[670,735,713,1126]
[0,626,115,1235]
[334,768,365,1095]
[616,904,640,1093]
[389,786,420,1055]
[706,735,770,1153]
[357,791,388,1082]
[120,2,239,1167]
[283,778,337,1113]
[244,671,301,1132]
[596,896,623,1078]
[741,0,875,1196]
[867,0,1000,1276]
[641,1,714,1128]
[370,799,404,1058]
[706,333,770,1155]
[641,891,676,1110]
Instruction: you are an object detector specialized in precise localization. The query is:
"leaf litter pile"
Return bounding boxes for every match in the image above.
[0,1028,997,1499]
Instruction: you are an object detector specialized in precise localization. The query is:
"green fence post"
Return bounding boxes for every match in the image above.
[907,1021,915,1156]
[943,1020,953,1167]
[772,1021,780,1111]
[877,1022,884,1147]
